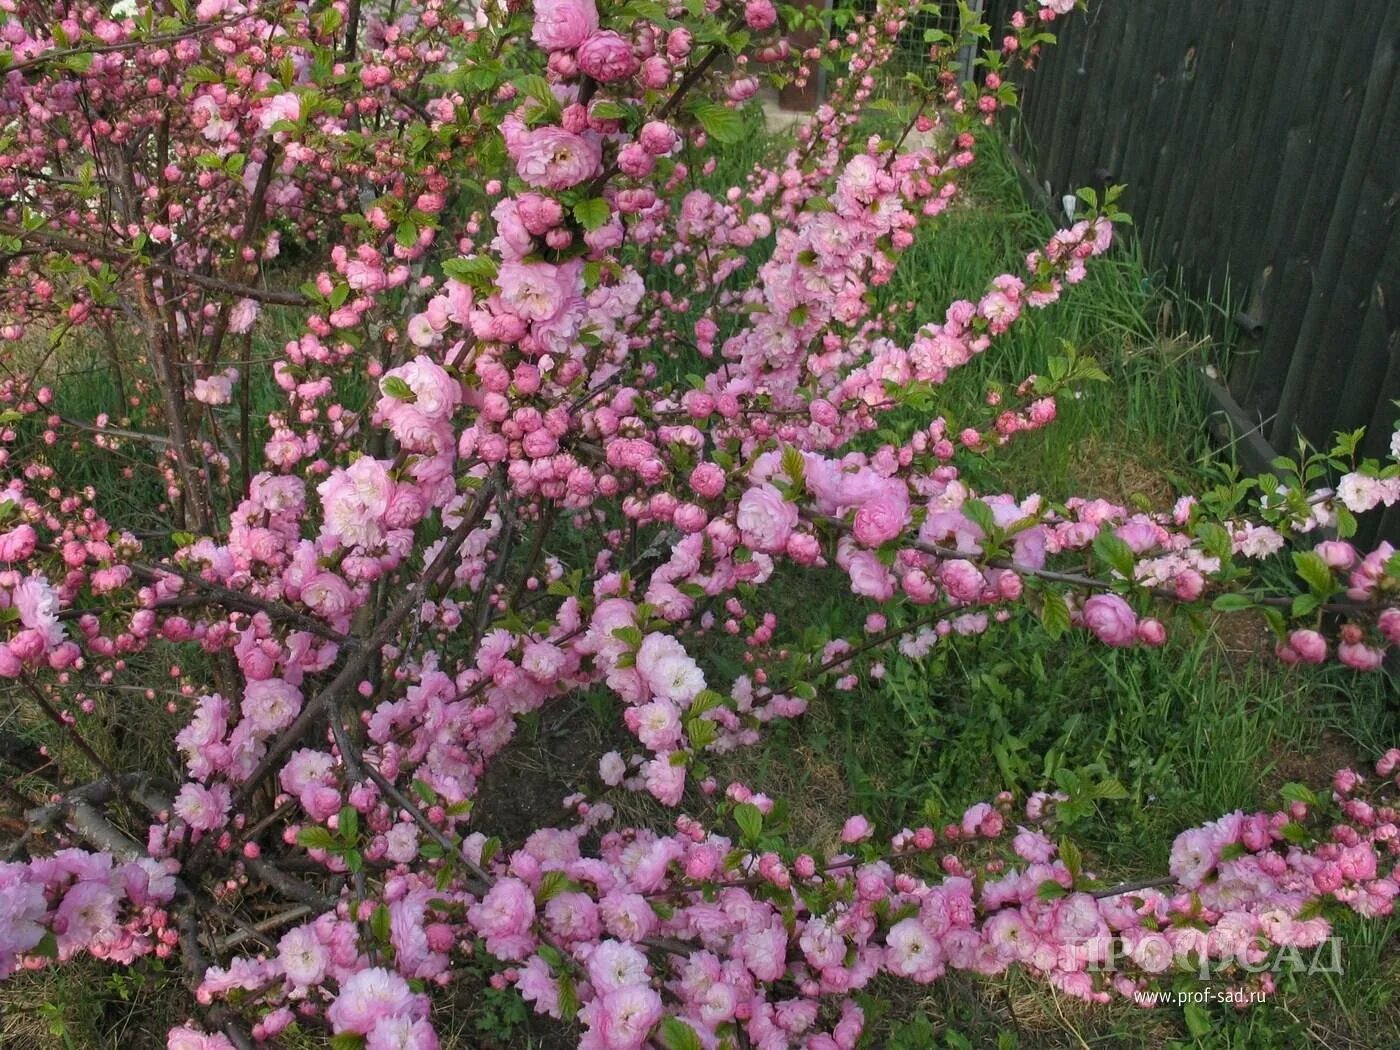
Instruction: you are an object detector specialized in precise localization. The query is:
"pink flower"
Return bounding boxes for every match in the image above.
[1082,594,1137,647]
[736,484,797,553]
[638,121,677,156]
[1288,629,1327,664]
[318,456,394,549]
[634,633,705,704]
[840,815,873,843]
[173,782,231,832]
[497,261,570,323]
[582,985,663,1050]
[514,127,601,190]
[577,32,639,83]
[1169,827,1217,889]
[845,550,895,600]
[367,1015,439,1050]
[192,374,235,405]
[885,917,942,981]
[168,1026,237,1050]
[380,356,461,419]
[939,560,985,603]
[642,754,685,805]
[586,939,649,993]
[300,572,355,622]
[1379,608,1400,646]
[277,925,327,987]
[327,967,419,1035]
[1339,640,1384,671]
[242,679,303,734]
[228,298,259,334]
[851,483,909,546]
[467,878,536,961]
[257,92,301,131]
[531,0,598,51]
[0,523,36,562]
[599,751,626,786]
[13,575,64,647]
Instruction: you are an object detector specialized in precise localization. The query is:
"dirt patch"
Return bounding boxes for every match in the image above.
[470,698,628,849]
[1209,609,1277,672]
[1071,434,1180,512]
[1262,729,1362,798]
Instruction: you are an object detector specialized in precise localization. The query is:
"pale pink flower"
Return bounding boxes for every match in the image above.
[327,967,419,1035]
[531,0,598,51]
[277,925,328,987]
[1082,594,1137,647]
[514,127,601,190]
[736,484,797,553]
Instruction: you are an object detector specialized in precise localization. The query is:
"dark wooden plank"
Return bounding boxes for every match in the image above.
[1219,1,1309,335]
[1240,3,1379,424]
[1271,2,1400,446]
[1173,0,1258,292]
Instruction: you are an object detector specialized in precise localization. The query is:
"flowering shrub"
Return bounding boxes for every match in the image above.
[1,0,1399,1046]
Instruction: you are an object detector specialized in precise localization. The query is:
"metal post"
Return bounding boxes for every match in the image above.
[959,0,985,83]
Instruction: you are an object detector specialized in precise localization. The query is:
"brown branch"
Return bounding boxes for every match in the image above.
[213,481,499,841]
[130,561,354,647]
[4,10,266,75]
[56,415,174,447]
[0,222,310,306]
[809,511,1385,616]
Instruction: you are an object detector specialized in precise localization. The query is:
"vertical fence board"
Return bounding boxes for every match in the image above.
[1002,0,1400,510]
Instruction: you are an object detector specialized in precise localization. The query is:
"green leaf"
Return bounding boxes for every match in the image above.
[31,930,58,960]
[557,973,581,1018]
[733,802,763,842]
[297,826,337,851]
[1280,782,1319,806]
[1036,879,1068,901]
[685,716,717,750]
[960,498,996,538]
[1292,550,1333,597]
[1058,836,1083,882]
[513,74,557,109]
[370,904,391,942]
[442,255,499,282]
[1091,531,1136,579]
[1291,593,1321,618]
[1183,1002,1212,1038]
[687,690,725,717]
[1092,776,1128,801]
[589,99,630,120]
[691,102,745,144]
[656,1017,704,1050]
[339,805,359,843]
[572,198,611,232]
[1211,593,1255,613]
[380,375,415,402]
[781,445,806,489]
[1039,591,1071,639]
[611,625,644,649]
[330,1034,366,1050]
[396,219,419,249]
[537,869,572,903]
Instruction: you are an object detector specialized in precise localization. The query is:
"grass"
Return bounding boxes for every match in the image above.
[1,119,1396,1049]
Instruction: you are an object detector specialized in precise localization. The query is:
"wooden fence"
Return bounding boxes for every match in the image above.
[984,0,1400,536]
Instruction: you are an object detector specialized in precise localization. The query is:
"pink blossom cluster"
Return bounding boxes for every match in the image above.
[0,849,176,980]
